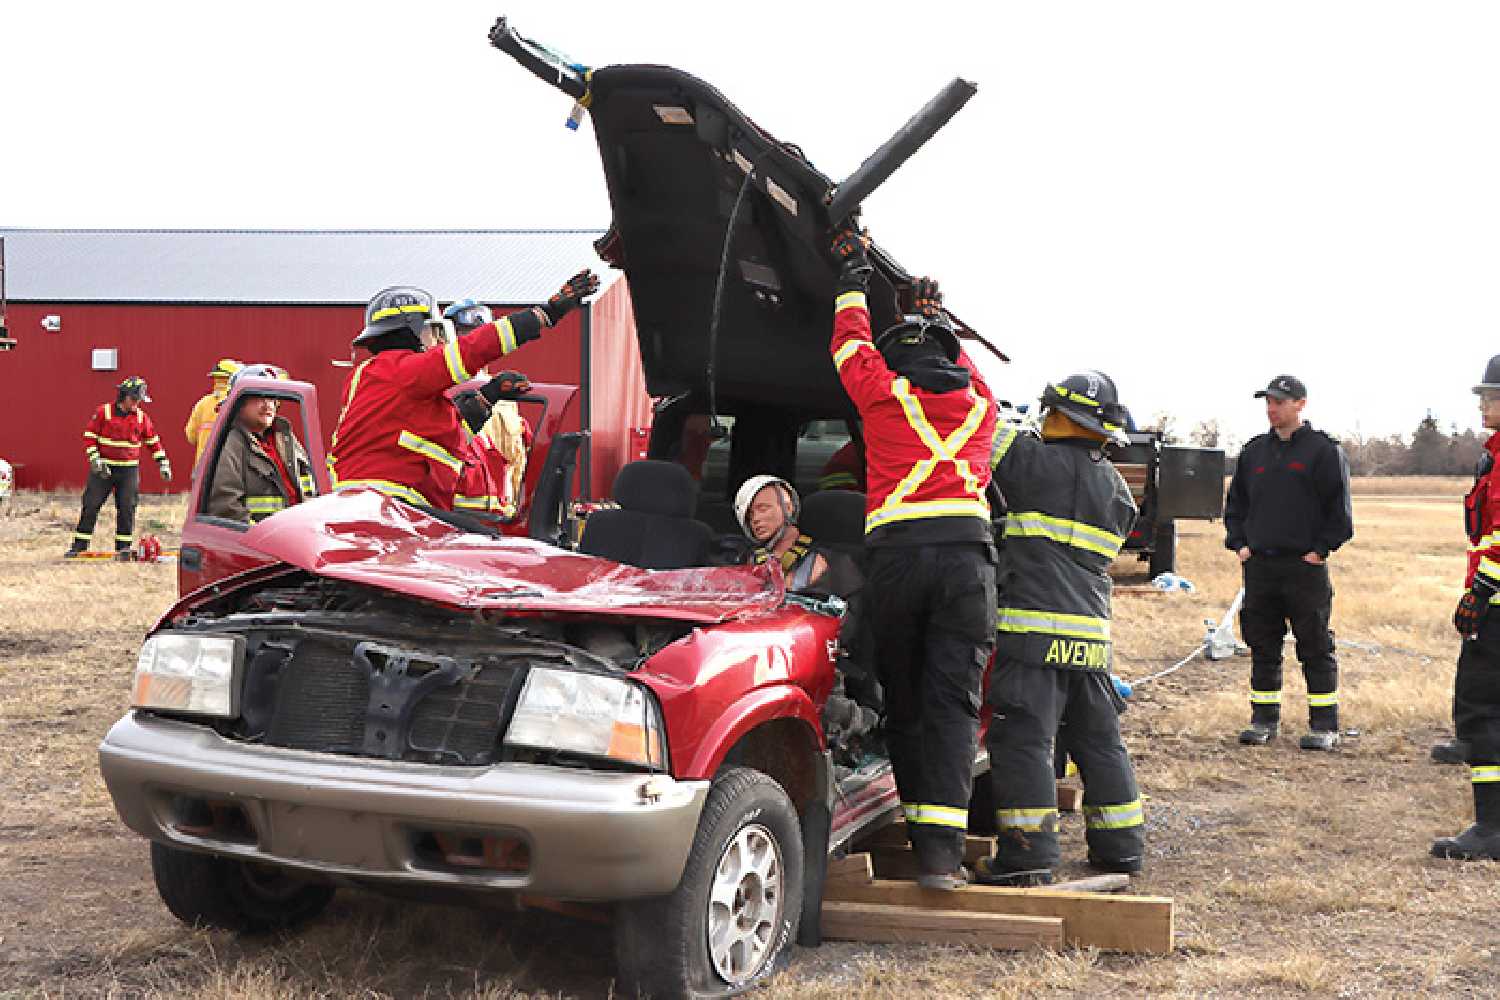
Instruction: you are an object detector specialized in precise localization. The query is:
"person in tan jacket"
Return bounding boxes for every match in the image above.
[205,367,315,524]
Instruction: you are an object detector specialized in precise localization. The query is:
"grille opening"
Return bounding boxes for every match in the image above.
[413,829,531,875]
[168,795,257,846]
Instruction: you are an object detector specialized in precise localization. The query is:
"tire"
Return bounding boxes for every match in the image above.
[615,768,804,999]
[150,842,334,934]
[1148,520,1177,578]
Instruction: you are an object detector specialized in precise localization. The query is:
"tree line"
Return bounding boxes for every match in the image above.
[1147,412,1487,477]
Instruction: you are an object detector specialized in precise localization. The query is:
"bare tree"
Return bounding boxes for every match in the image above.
[1189,419,1221,449]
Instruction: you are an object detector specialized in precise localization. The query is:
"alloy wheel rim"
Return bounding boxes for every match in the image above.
[706,822,783,984]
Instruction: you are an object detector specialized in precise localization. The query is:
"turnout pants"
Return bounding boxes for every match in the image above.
[865,543,996,873]
[1455,617,1500,826]
[1239,555,1339,730]
[987,662,1144,871]
[72,466,139,552]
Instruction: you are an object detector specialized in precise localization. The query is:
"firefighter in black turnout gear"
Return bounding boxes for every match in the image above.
[978,372,1145,885]
[829,230,999,890]
[1225,376,1354,750]
[1432,355,1500,861]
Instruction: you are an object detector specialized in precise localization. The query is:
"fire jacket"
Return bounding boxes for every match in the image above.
[329,310,544,510]
[830,291,997,546]
[817,440,866,492]
[83,403,165,468]
[184,390,227,461]
[1224,423,1353,558]
[1465,431,1500,598]
[206,417,316,524]
[990,426,1138,670]
[453,432,517,521]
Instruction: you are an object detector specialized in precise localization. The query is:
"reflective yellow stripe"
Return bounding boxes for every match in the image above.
[997,607,1111,641]
[865,378,990,533]
[85,447,100,458]
[73,532,91,541]
[328,357,373,466]
[442,338,471,386]
[246,496,286,516]
[370,303,431,321]
[996,808,1057,832]
[103,459,140,467]
[115,534,133,543]
[1306,691,1339,708]
[1084,799,1144,830]
[1053,385,1100,408]
[83,431,100,440]
[904,803,968,830]
[818,471,859,490]
[991,424,1023,467]
[453,495,500,511]
[396,431,463,474]
[1250,689,1282,705]
[298,475,316,495]
[833,339,874,371]
[1004,511,1124,559]
[334,479,433,507]
[835,291,867,314]
[496,317,518,355]
[1469,532,1500,551]
[1472,766,1500,784]
[95,436,139,448]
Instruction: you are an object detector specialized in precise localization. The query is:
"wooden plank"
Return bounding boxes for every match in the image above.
[821,901,1063,950]
[1056,783,1083,813]
[824,879,1173,954]
[1051,873,1131,893]
[825,852,874,887]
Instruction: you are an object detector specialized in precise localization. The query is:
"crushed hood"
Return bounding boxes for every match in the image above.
[243,490,783,624]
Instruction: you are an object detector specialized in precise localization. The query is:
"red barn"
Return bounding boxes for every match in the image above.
[0,229,649,497]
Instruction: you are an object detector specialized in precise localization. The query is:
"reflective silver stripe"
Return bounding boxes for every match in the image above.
[905,803,968,830]
[496,317,518,354]
[1306,691,1339,708]
[396,431,463,474]
[442,338,471,385]
[72,532,90,541]
[1250,689,1283,705]
[95,436,138,448]
[1472,766,1500,784]
[991,424,1021,466]
[865,498,991,531]
[102,459,140,467]
[1004,511,1125,559]
[865,377,990,532]
[835,291,867,313]
[1471,532,1500,551]
[996,808,1057,832]
[1084,799,1144,830]
[997,608,1111,641]
[298,475,317,495]
[1478,557,1500,585]
[453,495,499,511]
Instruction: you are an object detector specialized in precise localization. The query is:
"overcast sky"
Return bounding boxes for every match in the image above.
[4,1,1496,448]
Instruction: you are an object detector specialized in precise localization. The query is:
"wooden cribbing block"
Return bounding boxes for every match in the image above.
[825,852,875,887]
[824,879,1173,954]
[867,839,995,881]
[821,901,1063,950]
[1050,873,1131,893]
[1056,783,1083,812]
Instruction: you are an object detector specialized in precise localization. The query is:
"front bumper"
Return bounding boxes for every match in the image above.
[98,712,708,901]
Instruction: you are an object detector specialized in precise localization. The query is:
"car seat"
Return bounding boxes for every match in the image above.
[578,460,714,569]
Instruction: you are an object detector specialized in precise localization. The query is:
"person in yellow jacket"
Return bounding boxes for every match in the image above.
[185,359,242,468]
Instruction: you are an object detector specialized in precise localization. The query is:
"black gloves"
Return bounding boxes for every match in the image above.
[1455,576,1498,638]
[89,455,111,479]
[913,276,942,317]
[453,372,532,433]
[158,458,173,484]
[830,226,872,294]
[541,270,601,327]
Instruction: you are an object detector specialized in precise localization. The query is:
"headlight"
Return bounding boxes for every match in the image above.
[505,668,666,769]
[132,634,242,718]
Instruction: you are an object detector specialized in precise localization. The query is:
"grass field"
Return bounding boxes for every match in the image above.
[2,478,1498,998]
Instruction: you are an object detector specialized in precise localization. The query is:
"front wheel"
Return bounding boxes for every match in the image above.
[615,768,804,999]
[150,842,334,933]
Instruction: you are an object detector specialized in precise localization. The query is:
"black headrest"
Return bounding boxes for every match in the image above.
[612,460,698,518]
[799,490,867,547]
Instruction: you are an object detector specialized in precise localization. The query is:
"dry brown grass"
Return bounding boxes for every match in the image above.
[5,485,1500,998]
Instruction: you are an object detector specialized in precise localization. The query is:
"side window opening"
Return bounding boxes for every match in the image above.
[195,392,315,531]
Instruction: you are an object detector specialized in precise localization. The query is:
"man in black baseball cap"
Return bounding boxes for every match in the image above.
[1225,374,1354,750]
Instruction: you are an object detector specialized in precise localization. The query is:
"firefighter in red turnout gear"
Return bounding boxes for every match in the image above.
[1432,354,1500,861]
[330,273,598,510]
[829,229,998,889]
[66,376,171,559]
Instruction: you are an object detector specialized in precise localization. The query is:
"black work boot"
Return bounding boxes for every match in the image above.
[1087,852,1144,874]
[1299,730,1341,751]
[1431,739,1470,765]
[916,866,971,891]
[1238,721,1279,746]
[973,857,1053,887]
[1430,824,1500,861]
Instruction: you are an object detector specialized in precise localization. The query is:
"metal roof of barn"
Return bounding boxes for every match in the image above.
[0,229,607,305]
